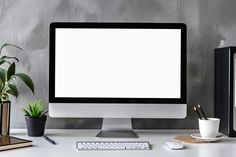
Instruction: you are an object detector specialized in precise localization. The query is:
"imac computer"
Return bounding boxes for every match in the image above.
[49,23,187,138]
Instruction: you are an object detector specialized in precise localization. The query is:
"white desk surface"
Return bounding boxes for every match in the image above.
[1,129,236,157]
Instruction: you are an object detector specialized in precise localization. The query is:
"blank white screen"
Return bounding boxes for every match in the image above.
[55,28,181,98]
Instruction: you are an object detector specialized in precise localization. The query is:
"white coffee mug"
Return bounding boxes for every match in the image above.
[198,118,220,138]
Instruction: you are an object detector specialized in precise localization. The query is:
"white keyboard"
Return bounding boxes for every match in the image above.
[76,141,151,150]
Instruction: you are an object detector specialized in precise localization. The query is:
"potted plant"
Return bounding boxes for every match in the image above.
[22,99,48,137]
[0,43,34,135]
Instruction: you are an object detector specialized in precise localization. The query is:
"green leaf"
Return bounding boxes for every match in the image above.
[0,68,6,84]
[6,89,17,97]
[0,59,11,65]
[14,73,34,94]
[0,56,19,62]
[8,84,18,97]
[0,60,5,65]
[41,110,48,116]
[0,82,4,94]
[0,43,23,55]
[1,93,9,101]
[7,62,15,81]
[28,103,34,113]
[22,108,32,117]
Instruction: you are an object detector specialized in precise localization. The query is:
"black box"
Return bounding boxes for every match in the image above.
[215,47,236,137]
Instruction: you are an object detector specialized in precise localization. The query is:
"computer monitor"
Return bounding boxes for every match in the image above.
[49,23,187,138]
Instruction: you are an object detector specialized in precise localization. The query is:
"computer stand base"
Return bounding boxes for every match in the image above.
[95,118,138,138]
[96,130,138,138]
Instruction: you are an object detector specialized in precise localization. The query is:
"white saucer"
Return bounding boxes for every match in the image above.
[190,133,223,142]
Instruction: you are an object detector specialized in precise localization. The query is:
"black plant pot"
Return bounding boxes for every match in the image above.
[25,115,47,137]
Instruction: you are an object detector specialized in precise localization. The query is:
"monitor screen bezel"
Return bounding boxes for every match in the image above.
[49,22,186,104]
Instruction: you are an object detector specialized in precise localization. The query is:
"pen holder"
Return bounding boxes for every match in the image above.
[198,118,220,138]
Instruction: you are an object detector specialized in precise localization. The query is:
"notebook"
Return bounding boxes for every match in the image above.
[0,136,32,151]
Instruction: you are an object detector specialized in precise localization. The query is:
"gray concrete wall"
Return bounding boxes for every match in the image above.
[0,0,236,129]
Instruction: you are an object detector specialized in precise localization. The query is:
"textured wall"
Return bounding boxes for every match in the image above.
[0,0,236,129]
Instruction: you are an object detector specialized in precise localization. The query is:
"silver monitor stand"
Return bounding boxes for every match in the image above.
[96,118,138,138]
